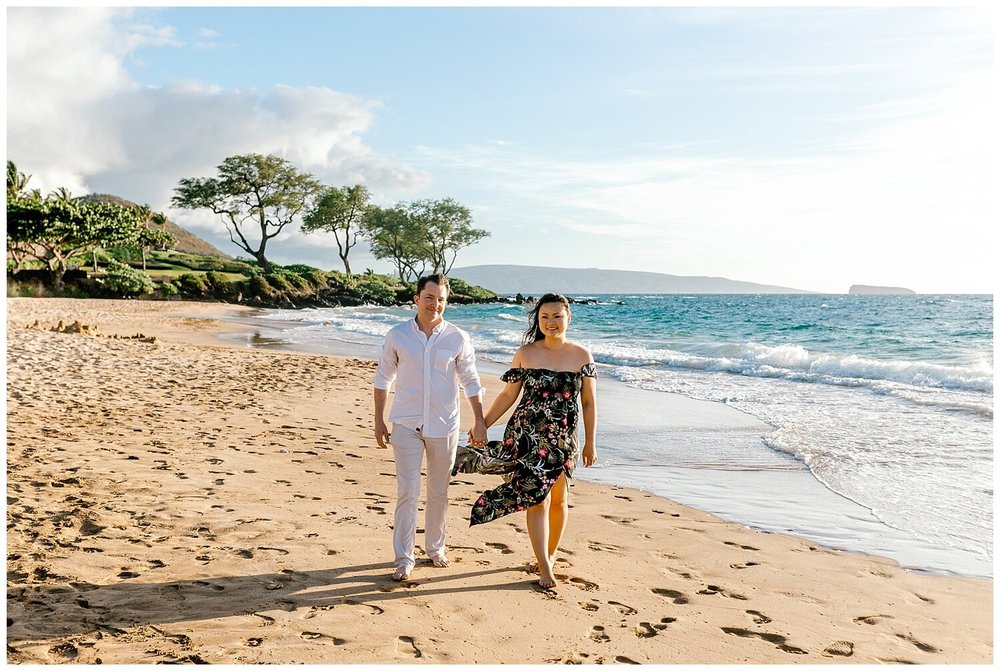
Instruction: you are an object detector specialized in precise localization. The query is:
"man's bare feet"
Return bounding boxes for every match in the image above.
[392,564,413,581]
[430,555,450,568]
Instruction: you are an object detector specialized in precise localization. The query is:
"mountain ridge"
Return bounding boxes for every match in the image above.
[450,264,813,295]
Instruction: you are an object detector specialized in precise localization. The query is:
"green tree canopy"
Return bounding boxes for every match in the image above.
[6,195,174,291]
[362,204,430,281]
[301,184,371,274]
[410,197,490,274]
[171,153,321,273]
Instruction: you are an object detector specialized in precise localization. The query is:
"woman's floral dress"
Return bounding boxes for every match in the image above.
[459,364,597,526]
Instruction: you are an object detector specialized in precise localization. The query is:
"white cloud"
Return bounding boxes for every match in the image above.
[6,6,430,231]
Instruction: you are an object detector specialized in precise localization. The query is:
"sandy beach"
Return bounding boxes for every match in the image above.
[5,297,993,664]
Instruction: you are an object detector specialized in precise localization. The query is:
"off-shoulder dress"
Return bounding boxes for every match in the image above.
[460,363,597,526]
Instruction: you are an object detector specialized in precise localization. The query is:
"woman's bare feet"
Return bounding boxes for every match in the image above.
[527,555,557,574]
[430,554,450,568]
[537,566,558,590]
[392,564,413,581]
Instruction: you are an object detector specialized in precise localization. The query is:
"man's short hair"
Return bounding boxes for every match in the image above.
[416,274,450,297]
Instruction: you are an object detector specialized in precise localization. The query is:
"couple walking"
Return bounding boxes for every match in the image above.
[373,274,597,589]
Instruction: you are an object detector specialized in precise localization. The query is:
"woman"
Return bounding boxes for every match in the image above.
[463,293,597,589]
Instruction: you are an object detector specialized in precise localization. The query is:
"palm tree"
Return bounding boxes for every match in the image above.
[7,160,32,200]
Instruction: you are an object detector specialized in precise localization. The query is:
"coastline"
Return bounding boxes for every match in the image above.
[5,297,992,664]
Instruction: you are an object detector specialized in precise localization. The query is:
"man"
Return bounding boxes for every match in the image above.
[373,274,489,581]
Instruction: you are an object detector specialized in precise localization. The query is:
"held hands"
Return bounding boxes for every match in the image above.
[374,417,391,449]
[467,420,488,448]
[582,443,597,467]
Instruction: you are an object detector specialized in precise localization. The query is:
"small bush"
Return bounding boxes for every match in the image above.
[354,275,399,305]
[265,272,295,292]
[175,272,209,296]
[103,260,155,297]
[158,282,180,298]
[301,270,329,289]
[283,263,322,274]
[246,275,277,298]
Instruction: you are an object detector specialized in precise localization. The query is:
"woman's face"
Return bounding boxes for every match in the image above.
[537,302,570,339]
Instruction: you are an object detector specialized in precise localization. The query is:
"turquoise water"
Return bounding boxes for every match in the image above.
[245,294,993,576]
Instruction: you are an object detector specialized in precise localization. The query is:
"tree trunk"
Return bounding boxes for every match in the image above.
[257,252,272,274]
[92,249,98,273]
[342,254,352,275]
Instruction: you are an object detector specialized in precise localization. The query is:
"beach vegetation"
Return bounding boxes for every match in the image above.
[157,281,180,298]
[301,184,371,275]
[174,272,210,296]
[172,153,323,274]
[6,192,174,293]
[101,259,156,297]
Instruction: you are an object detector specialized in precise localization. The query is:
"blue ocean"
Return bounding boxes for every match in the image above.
[228,294,993,578]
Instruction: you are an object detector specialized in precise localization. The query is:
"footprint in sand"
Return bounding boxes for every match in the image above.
[822,640,854,657]
[579,600,600,611]
[635,622,658,638]
[343,599,385,615]
[853,614,893,625]
[730,561,760,569]
[608,601,637,616]
[558,575,598,591]
[589,625,610,643]
[615,655,640,664]
[246,637,263,647]
[746,609,772,624]
[652,588,690,604]
[895,633,938,653]
[486,542,514,554]
[698,584,748,600]
[300,631,347,645]
[720,627,807,655]
[600,514,637,526]
[724,540,760,551]
[587,541,624,555]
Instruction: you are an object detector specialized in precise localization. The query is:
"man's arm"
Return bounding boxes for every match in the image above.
[456,335,488,445]
[373,331,398,449]
[374,387,391,448]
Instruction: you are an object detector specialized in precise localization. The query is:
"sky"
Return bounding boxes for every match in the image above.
[5,3,997,293]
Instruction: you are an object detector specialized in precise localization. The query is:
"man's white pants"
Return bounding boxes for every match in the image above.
[391,425,458,570]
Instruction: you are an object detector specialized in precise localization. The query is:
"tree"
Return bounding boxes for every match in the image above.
[301,184,370,274]
[7,160,35,200]
[6,195,174,292]
[171,153,321,273]
[411,198,490,274]
[362,204,430,281]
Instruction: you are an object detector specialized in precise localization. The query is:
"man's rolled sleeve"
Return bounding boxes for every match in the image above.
[456,336,485,399]
[373,335,398,390]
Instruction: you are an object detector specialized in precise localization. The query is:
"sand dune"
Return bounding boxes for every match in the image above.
[5,298,992,664]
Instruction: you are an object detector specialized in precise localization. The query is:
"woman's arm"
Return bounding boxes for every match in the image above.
[483,348,526,428]
[580,357,597,467]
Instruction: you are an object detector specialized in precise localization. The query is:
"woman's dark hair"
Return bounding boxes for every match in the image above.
[415,274,450,297]
[523,293,572,344]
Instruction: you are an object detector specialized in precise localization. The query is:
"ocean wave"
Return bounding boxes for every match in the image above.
[584,340,992,394]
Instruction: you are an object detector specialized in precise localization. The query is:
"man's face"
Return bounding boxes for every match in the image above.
[414,281,448,323]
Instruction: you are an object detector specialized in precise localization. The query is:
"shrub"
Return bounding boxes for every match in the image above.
[283,263,322,274]
[354,274,399,305]
[246,275,277,298]
[103,260,155,297]
[158,282,180,298]
[300,270,329,289]
[175,272,209,296]
[264,272,295,292]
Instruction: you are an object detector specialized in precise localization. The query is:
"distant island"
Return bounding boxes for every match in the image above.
[849,285,916,295]
[451,264,813,295]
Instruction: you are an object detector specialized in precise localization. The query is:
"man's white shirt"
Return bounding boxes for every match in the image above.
[373,318,484,437]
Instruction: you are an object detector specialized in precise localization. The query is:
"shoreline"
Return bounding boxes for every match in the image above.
[5,297,992,664]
